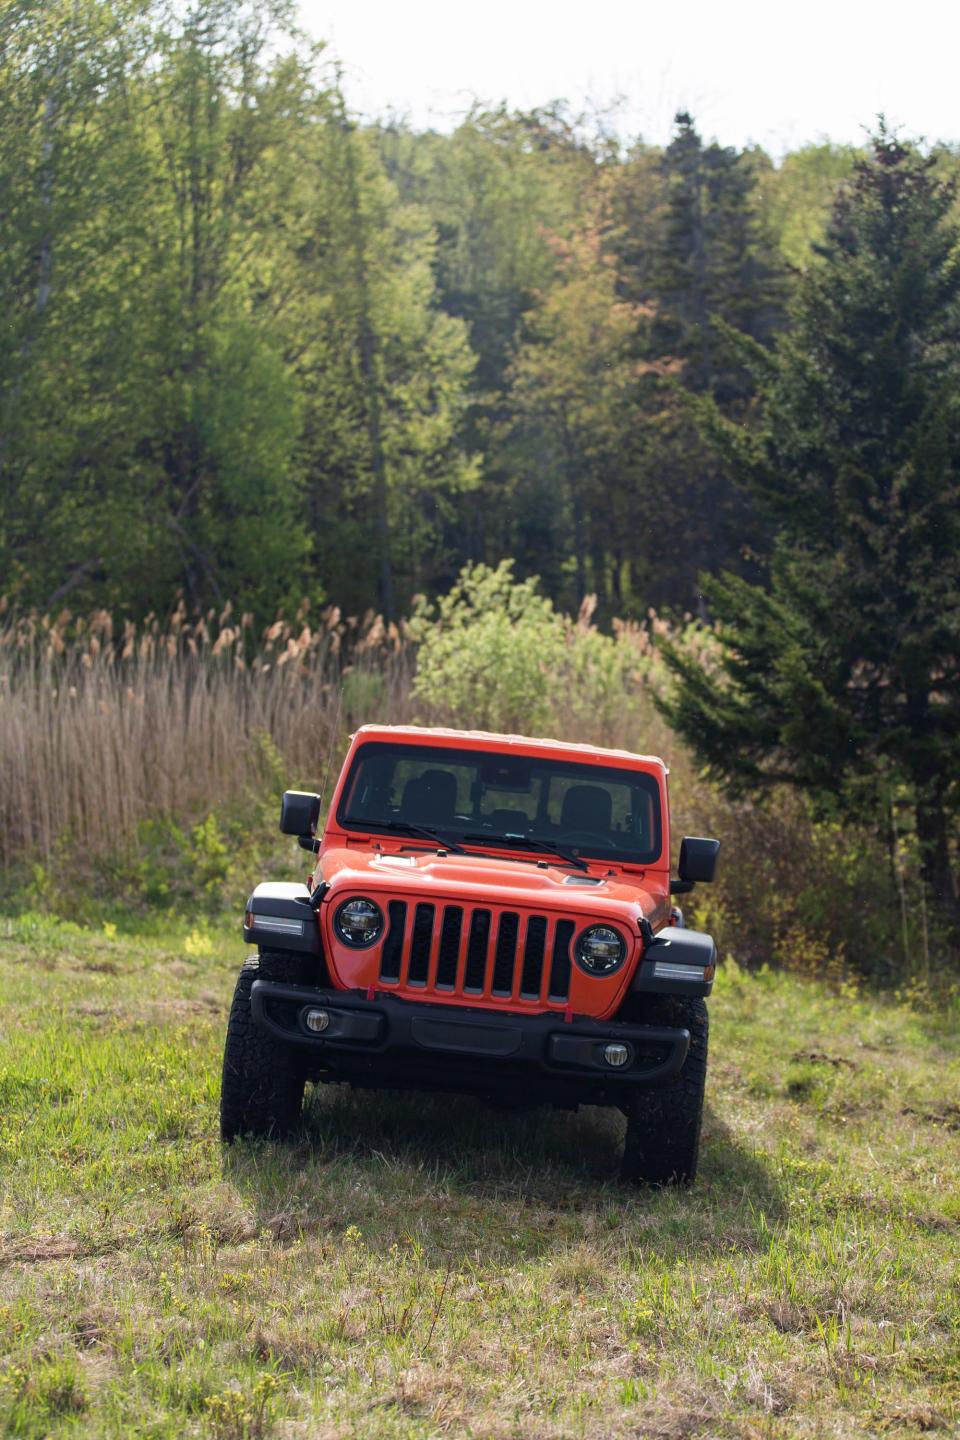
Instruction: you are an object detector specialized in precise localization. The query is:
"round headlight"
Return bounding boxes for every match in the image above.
[575,924,626,976]
[334,897,384,947]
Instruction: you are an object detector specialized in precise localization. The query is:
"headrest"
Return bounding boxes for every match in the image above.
[560,784,612,833]
[401,769,457,823]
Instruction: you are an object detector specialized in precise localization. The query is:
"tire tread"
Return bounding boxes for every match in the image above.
[620,995,708,1186]
[220,950,307,1142]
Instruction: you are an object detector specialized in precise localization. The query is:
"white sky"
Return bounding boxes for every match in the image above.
[297,0,960,156]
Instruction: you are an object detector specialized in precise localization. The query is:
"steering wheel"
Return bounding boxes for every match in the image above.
[560,830,611,849]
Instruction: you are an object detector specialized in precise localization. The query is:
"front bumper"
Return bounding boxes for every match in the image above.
[250,981,690,1103]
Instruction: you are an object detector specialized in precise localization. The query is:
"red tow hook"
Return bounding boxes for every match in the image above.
[366,985,377,1001]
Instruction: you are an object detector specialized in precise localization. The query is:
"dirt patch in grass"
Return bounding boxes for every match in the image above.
[0,1235,86,1265]
[791,1049,858,1069]
[901,1101,960,1131]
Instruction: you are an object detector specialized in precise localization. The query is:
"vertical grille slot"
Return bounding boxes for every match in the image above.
[407,903,435,986]
[520,916,547,998]
[548,919,575,1001]
[379,900,407,982]
[492,912,520,995]
[379,899,571,1006]
[464,909,491,992]
[435,906,463,990]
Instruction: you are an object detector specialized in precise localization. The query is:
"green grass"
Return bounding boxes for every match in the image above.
[0,913,958,1438]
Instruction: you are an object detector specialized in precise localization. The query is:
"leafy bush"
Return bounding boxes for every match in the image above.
[410,560,642,743]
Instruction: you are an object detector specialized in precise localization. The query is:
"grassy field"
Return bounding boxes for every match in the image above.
[0,914,958,1439]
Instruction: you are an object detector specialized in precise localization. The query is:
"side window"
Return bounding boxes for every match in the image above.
[343,754,393,818]
[608,784,632,833]
[629,788,655,849]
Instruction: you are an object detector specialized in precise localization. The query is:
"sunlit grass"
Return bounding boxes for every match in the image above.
[0,915,957,1437]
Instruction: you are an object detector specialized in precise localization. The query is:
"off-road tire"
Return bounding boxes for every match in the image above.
[620,995,708,1186]
[220,949,308,1142]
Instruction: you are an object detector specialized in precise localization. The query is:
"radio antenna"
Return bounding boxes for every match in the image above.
[316,681,344,824]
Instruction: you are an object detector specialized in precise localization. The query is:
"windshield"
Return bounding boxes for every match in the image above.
[337,742,662,864]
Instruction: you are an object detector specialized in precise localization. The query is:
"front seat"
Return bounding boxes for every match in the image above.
[402,769,457,826]
[560,785,612,834]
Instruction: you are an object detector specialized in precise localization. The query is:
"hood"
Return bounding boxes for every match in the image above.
[318,844,669,924]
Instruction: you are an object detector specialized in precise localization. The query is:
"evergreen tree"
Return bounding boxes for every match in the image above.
[607,118,788,606]
[659,130,960,932]
[654,112,787,399]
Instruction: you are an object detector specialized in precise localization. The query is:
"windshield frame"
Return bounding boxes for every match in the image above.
[334,741,664,865]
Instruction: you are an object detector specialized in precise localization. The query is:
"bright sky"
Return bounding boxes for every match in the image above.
[297,0,960,156]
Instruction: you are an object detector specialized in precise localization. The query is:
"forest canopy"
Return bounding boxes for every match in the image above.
[5,0,929,625]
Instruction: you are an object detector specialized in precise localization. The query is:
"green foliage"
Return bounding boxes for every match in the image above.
[660,129,960,931]
[410,560,640,739]
[498,224,652,608]
[0,0,480,621]
[756,142,858,270]
[653,113,788,396]
[603,113,791,610]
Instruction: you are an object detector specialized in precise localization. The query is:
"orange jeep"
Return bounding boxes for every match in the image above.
[220,725,719,1184]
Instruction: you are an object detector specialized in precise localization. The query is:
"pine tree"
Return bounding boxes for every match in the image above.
[659,129,960,934]
[654,113,787,398]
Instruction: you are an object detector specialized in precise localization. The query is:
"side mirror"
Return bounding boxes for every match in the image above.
[671,836,720,894]
[280,790,321,841]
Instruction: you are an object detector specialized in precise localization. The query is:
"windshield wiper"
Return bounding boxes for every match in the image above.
[367,820,466,854]
[461,832,588,871]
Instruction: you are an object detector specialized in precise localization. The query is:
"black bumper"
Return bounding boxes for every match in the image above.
[250,981,690,1104]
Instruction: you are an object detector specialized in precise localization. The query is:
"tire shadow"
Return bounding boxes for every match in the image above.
[223,1081,786,1264]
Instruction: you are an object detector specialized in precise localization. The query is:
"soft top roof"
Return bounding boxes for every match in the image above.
[348,724,667,775]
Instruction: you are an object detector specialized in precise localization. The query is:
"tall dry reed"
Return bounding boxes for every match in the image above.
[0,601,415,863]
[0,597,914,979]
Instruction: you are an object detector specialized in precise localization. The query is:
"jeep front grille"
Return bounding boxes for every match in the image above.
[377,902,575,1006]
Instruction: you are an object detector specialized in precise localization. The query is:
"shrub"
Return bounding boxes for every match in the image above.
[410,560,642,743]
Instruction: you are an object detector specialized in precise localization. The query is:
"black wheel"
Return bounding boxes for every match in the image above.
[220,949,308,1142]
[620,995,708,1186]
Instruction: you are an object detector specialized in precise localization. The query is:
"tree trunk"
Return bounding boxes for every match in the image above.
[915,785,958,933]
[337,91,393,621]
[562,425,586,603]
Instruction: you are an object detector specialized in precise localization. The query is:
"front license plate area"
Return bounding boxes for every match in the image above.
[409,1017,523,1056]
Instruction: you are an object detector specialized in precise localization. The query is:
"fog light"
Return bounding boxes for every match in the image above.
[305,1009,330,1033]
[603,1043,630,1068]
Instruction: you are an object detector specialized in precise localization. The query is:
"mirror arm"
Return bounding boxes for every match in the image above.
[670,879,696,895]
